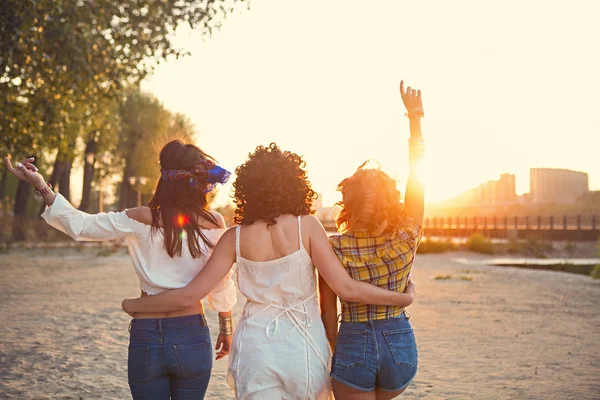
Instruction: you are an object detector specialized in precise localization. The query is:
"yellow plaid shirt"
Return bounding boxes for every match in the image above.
[329,217,423,322]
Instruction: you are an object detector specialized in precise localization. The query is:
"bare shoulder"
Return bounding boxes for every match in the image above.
[125,206,153,225]
[214,226,237,252]
[208,210,227,229]
[302,215,325,232]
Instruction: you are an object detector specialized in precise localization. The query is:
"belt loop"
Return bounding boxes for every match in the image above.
[201,314,207,327]
[158,319,163,332]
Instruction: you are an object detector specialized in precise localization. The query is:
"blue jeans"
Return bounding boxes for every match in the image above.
[331,313,418,392]
[128,314,213,400]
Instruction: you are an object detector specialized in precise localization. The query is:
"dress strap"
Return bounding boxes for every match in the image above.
[297,215,305,251]
[235,225,241,260]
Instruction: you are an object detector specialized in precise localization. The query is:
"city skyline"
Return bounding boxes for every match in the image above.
[439,167,595,207]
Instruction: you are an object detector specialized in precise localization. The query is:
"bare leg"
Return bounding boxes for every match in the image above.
[375,387,407,400]
[332,379,376,400]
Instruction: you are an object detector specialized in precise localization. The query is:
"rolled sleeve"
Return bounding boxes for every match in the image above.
[206,265,237,312]
[41,194,137,241]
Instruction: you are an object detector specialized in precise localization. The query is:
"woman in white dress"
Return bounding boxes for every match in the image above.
[4,140,237,399]
[122,143,416,400]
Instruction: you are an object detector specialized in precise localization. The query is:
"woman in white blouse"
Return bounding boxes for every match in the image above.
[4,140,237,400]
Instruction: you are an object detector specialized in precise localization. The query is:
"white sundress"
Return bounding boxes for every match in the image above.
[227,216,332,400]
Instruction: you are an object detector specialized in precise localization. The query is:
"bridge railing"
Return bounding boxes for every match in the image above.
[320,215,600,241]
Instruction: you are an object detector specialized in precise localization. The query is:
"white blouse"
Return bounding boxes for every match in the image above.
[41,194,237,312]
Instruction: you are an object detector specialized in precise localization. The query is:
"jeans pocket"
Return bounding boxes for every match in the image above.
[334,330,368,369]
[173,340,212,378]
[128,345,151,384]
[382,328,418,366]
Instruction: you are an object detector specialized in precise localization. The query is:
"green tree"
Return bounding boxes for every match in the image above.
[1,0,244,239]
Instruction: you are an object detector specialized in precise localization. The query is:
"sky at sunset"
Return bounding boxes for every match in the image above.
[141,0,600,207]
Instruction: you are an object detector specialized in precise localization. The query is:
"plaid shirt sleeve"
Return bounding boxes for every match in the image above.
[398,215,424,248]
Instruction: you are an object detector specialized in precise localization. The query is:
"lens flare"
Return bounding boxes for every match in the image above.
[179,230,188,240]
[173,213,190,228]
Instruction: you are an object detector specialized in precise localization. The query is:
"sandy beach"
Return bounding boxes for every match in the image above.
[1,247,599,400]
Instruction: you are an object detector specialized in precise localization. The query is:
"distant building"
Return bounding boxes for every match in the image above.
[576,190,600,205]
[530,168,589,204]
[313,193,323,211]
[455,173,517,205]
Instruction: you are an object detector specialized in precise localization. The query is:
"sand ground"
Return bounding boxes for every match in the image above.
[1,248,599,400]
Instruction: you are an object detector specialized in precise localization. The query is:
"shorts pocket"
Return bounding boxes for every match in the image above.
[382,328,418,367]
[128,345,151,384]
[174,340,212,378]
[334,330,368,369]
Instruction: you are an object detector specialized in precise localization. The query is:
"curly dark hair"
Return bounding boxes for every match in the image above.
[233,143,317,225]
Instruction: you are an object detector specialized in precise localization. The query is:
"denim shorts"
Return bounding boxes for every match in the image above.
[128,314,213,400]
[331,313,418,392]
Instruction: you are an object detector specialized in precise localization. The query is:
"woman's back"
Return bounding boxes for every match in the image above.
[235,214,318,306]
[228,215,332,399]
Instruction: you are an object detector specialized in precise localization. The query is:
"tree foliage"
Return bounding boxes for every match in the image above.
[0,0,244,239]
[1,0,244,156]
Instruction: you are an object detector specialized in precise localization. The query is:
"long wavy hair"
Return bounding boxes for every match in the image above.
[336,162,408,235]
[233,143,317,225]
[147,140,219,258]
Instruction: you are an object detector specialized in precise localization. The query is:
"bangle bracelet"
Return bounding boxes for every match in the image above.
[405,107,425,119]
[34,183,53,197]
[219,315,234,336]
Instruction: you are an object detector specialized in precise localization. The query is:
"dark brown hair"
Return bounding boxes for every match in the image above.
[233,143,317,225]
[147,140,219,258]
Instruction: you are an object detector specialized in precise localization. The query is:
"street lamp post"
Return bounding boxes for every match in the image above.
[128,176,149,207]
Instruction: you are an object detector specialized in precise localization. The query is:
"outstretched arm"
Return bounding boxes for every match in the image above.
[122,228,237,314]
[399,81,425,225]
[4,156,139,240]
[306,216,415,306]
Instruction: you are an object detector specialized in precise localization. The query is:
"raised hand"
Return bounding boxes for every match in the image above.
[399,80,423,114]
[4,156,46,189]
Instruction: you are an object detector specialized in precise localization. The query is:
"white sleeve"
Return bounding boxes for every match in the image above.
[41,194,139,241]
[205,228,238,312]
[206,266,238,312]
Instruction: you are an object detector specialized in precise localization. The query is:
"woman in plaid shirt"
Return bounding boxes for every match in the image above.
[320,80,425,399]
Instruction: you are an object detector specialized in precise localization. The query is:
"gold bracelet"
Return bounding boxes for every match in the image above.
[219,315,233,336]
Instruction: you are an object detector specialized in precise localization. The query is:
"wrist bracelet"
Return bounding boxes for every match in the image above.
[219,315,234,336]
[405,107,425,119]
[34,183,53,198]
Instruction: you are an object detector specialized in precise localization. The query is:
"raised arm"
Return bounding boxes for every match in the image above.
[399,81,425,225]
[122,228,237,314]
[4,156,138,240]
[306,216,415,306]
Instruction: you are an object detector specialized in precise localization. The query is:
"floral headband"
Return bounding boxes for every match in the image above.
[160,159,231,193]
